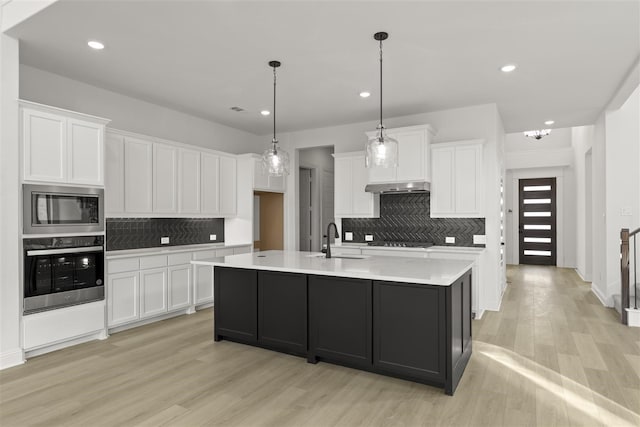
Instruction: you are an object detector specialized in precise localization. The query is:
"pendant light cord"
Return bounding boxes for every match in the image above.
[379,38,383,130]
[273,66,277,143]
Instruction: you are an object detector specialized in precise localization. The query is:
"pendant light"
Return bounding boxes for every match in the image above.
[365,32,398,169]
[262,60,290,176]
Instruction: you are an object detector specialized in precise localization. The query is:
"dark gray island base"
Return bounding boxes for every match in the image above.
[213,266,472,395]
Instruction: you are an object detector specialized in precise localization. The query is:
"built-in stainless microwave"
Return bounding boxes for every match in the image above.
[23,184,104,234]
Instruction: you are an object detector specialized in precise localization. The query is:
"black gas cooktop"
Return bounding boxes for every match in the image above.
[367,241,434,248]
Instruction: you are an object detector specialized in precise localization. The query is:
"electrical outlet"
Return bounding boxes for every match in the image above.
[161,236,170,245]
[445,236,455,244]
[473,235,487,244]
[345,232,353,241]
[365,234,374,242]
[210,234,217,241]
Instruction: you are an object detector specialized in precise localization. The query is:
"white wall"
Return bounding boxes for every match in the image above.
[604,85,640,301]
[591,114,608,303]
[19,65,262,154]
[299,146,334,252]
[279,103,506,313]
[504,128,576,268]
[0,33,24,368]
[572,125,595,281]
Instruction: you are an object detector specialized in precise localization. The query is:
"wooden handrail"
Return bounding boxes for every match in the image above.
[621,229,629,325]
[630,227,640,237]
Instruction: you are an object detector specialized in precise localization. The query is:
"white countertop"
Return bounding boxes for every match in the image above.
[191,250,474,286]
[105,242,252,259]
[339,244,486,255]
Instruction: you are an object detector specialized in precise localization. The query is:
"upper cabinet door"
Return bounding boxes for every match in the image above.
[395,130,425,182]
[351,155,374,216]
[201,153,220,214]
[105,133,125,214]
[334,156,353,216]
[367,160,396,183]
[219,155,237,217]
[124,137,153,213]
[67,118,104,185]
[454,144,483,216]
[178,149,201,214]
[153,143,178,213]
[253,157,270,190]
[430,146,455,215]
[23,108,67,182]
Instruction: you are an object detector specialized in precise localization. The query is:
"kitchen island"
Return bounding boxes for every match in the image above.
[192,250,473,395]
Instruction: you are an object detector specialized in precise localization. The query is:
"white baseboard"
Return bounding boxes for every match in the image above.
[108,308,191,334]
[25,331,104,359]
[626,308,640,327]
[591,284,611,307]
[0,348,25,370]
[575,268,590,283]
[474,309,485,320]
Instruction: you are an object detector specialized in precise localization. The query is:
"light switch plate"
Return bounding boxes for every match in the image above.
[210,234,217,241]
[161,236,170,245]
[473,235,487,244]
[345,232,353,241]
[365,234,374,242]
[445,236,455,244]
[621,207,632,216]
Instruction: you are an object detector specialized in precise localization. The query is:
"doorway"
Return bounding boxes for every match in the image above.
[518,177,557,265]
[253,191,284,251]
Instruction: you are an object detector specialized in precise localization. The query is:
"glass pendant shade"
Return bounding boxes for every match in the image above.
[262,140,290,176]
[365,127,398,168]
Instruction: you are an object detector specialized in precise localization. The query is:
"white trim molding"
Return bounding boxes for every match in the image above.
[591,283,611,307]
[0,348,25,370]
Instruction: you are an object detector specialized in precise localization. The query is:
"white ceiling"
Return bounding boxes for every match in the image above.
[8,1,640,135]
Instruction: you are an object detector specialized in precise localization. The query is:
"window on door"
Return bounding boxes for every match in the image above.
[519,178,557,266]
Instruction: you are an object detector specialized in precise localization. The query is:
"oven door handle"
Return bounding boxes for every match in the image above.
[26,246,104,256]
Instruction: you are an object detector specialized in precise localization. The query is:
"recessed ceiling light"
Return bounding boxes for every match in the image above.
[359,91,371,98]
[500,64,516,73]
[544,120,555,125]
[87,40,105,50]
[260,110,270,116]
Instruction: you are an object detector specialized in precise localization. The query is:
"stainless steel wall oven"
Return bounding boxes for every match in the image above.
[23,236,104,314]
[23,184,104,234]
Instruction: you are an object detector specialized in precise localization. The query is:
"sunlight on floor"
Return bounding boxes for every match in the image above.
[477,341,640,426]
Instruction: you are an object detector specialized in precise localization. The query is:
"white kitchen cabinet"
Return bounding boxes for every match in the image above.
[67,118,104,185]
[428,249,483,316]
[179,149,201,214]
[105,133,125,214]
[107,271,140,327]
[252,155,285,193]
[153,143,178,213]
[140,268,168,318]
[219,155,237,216]
[168,265,192,311]
[192,247,235,305]
[430,140,484,217]
[366,125,435,184]
[201,153,220,214]
[124,136,153,213]
[21,102,109,185]
[334,152,379,218]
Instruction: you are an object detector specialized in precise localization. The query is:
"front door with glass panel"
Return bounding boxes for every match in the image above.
[519,178,556,265]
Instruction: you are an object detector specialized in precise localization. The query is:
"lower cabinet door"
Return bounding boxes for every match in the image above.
[193,264,214,305]
[258,271,307,355]
[108,271,140,327]
[373,281,445,382]
[308,275,372,368]
[140,268,168,319]
[168,264,192,311]
[214,267,258,343]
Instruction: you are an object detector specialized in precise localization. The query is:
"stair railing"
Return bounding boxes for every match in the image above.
[620,227,639,325]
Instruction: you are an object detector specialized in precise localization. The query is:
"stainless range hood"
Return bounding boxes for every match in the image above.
[364,181,431,194]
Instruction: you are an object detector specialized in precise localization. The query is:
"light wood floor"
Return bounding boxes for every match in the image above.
[1,265,639,426]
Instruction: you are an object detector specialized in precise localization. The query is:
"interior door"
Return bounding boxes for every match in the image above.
[519,178,556,265]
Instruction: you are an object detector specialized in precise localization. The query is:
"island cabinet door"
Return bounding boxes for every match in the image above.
[446,270,473,395]
[214,267,258,343]
[308,276,372,369]
[257,271,307,355]
[373,281,446,383]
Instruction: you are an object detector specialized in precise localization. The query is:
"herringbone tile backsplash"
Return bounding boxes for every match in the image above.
[341,193,485,247]
[106,218,225,251]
